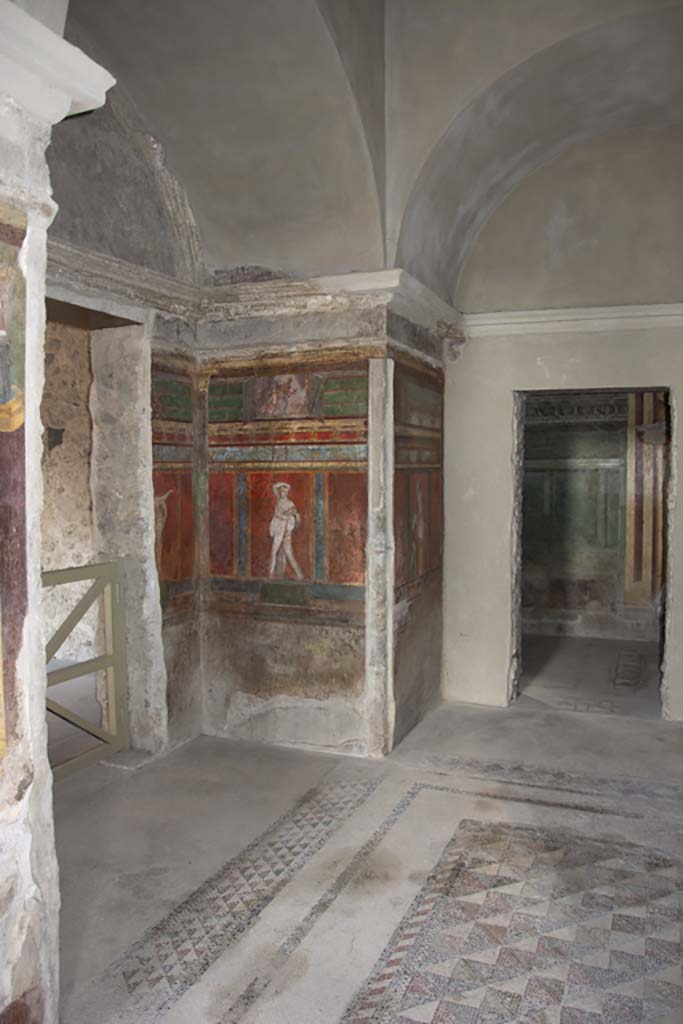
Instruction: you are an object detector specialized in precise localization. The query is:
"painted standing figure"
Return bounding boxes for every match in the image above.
[154,490,173,569]
[269,481,304,579]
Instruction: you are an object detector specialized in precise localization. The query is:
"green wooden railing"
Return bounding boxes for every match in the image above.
[42,561,129,780]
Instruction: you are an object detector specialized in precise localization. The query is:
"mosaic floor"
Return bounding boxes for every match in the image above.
[57,724,683,1024]
[344,820,683,1024]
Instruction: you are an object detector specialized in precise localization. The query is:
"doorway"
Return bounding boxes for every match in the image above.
[41,299,135,773]
[517,388,669,719]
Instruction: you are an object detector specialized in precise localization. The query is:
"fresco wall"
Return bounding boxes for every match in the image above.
[151,364,199,742]
[0,215,27,761]
[204,360,369,747]
[393,362,444,743]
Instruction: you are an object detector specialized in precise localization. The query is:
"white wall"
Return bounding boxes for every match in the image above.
[443,314,683,719]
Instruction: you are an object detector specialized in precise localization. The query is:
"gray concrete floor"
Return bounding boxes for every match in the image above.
[47,671,104,767]
[519,635,662,719]
[54,704,683,1024]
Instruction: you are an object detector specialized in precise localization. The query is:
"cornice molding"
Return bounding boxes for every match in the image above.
[463,303,683,338]
[46,240,461,368]
[47,239,197,318]
[0,0,114,124]
[313,269,463,337]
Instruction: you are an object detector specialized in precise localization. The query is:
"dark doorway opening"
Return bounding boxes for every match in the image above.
[518,388,669,719]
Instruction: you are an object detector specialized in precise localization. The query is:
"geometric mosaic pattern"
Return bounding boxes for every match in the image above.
[342,819,683,1024]
[98,770,381,1023]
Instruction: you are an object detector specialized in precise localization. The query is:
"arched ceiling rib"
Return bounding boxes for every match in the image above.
[314,0,386,251]
[396,7,683,304]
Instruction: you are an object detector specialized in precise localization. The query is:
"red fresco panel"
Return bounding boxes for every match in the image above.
[154,470,193,582]
[429,470,443,571]
[154,470,180,582]
[394,470,410,588]
[249,472,313,580]
[327,472,367,584]
[209,472,235,576]
[409,472,430,580]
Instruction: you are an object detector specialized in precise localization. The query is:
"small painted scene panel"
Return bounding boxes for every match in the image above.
[247,373,322,420]
[249,472,314,581]
[210,367,368,424]
[153,470,194,582]
[327,472,367,585]
[209,471,236,576]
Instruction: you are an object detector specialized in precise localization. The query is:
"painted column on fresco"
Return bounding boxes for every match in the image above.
[0,207,27,761]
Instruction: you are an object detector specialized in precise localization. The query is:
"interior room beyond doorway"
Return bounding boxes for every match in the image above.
[518,388,669,720]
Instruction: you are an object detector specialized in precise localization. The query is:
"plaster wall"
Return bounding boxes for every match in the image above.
[40,321,96,659]
[458,128,683,312]
[10,0,68,35]
[443,323,683,719]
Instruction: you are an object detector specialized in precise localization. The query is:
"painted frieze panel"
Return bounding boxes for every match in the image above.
[0,207,27,758]
[246,373,322,420]
[207,363,368,618]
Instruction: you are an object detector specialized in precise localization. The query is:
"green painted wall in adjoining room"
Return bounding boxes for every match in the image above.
[521,392,628,627]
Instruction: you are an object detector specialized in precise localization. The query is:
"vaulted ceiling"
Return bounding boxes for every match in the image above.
[50,0,683,307]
